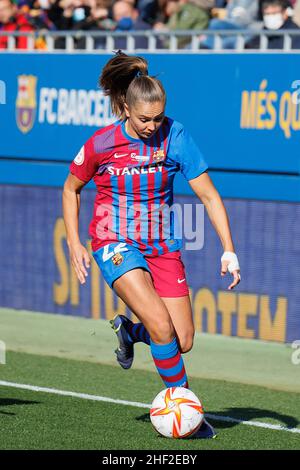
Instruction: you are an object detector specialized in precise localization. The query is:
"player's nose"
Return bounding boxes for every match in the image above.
[147,121,156,132]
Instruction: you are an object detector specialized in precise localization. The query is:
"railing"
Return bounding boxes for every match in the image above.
[1,29,300,52]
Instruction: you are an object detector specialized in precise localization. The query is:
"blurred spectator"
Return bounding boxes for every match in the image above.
[211,0,258,25]
[154,0,212,47]
[246,0,300,48]
[0,0,35,49]
[48,0,115,49]
[257,0,294,19]
[48,0,92,30]
[112,0,151,49]
[167,0,211,33]
[20,0,56,31]
[294,0,300,25]
[7,0,300,51]
[200,0,258,48]
[136,0,159,24]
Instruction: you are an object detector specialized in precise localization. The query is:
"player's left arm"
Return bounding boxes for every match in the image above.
[189,171,241,290]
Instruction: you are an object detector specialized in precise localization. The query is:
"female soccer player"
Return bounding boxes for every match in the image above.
[63,51,241,438]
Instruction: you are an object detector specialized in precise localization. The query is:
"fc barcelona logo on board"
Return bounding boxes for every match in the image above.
[16,75,37,134]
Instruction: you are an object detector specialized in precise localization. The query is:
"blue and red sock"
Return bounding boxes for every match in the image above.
[150,337,189,388]
[126,322,150,345]
[125,321,189,388]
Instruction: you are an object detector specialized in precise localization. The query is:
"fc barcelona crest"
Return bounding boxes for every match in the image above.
[16,75,37,134]
[112,253,124,266]
[153,149,165,163]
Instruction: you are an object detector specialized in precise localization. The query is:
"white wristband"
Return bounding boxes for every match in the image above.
[221,251,240,275]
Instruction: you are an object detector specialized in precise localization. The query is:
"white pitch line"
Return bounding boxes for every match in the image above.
[0,380,299,435]
[0,380,149,409]
[206,413,300,434]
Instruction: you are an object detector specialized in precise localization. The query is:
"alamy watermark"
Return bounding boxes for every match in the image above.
[0,340,6,365]
[96,202,205,251]
[0,80,6,105]
[291,340,300,365]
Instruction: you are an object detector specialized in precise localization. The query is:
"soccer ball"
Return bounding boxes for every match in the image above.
[150,387,204,438]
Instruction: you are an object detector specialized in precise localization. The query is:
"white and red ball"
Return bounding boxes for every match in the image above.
[150,387,204,438]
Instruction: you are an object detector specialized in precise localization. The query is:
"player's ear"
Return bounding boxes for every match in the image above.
[124,102,130,119]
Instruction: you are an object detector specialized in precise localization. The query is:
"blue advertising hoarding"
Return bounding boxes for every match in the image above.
[0,184,298,343]
[0,53,299,343]
[0,53,300,174]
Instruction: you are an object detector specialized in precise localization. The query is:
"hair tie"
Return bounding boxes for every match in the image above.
[136,70,148,78]
[113,49,124,56]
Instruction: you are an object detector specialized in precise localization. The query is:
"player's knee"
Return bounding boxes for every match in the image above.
[179,332,194,353]
[180,339,194,354]
[150,319,175,344]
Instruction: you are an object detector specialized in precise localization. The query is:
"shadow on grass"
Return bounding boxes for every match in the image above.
[136,407,299,430]
[0,398,40,416]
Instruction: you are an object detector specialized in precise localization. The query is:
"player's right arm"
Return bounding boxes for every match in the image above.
[62,173,91,285]
[63,136,101,284]
[62,137,99,284]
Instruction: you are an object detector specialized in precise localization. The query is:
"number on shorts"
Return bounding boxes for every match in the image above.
[102,243,128,262]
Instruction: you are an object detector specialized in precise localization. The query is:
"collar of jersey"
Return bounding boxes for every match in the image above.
[121,120,147,143]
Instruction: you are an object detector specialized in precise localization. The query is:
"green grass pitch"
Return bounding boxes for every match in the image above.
[0,308,299,450]
[0,351,299,450]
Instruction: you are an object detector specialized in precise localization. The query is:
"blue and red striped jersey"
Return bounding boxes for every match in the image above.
[70,117,208,255]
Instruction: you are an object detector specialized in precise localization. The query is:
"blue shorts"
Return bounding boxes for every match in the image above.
[92,242,150,289]
[92,242,189,297]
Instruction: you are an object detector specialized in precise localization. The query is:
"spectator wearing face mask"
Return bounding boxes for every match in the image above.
[112,0,152,49]
[246,0,300,48]
[48,0,114,49]
[48,0,91,31]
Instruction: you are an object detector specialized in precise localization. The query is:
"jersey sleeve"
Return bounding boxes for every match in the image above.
[69,135,99,183]
[171,125,208,181]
